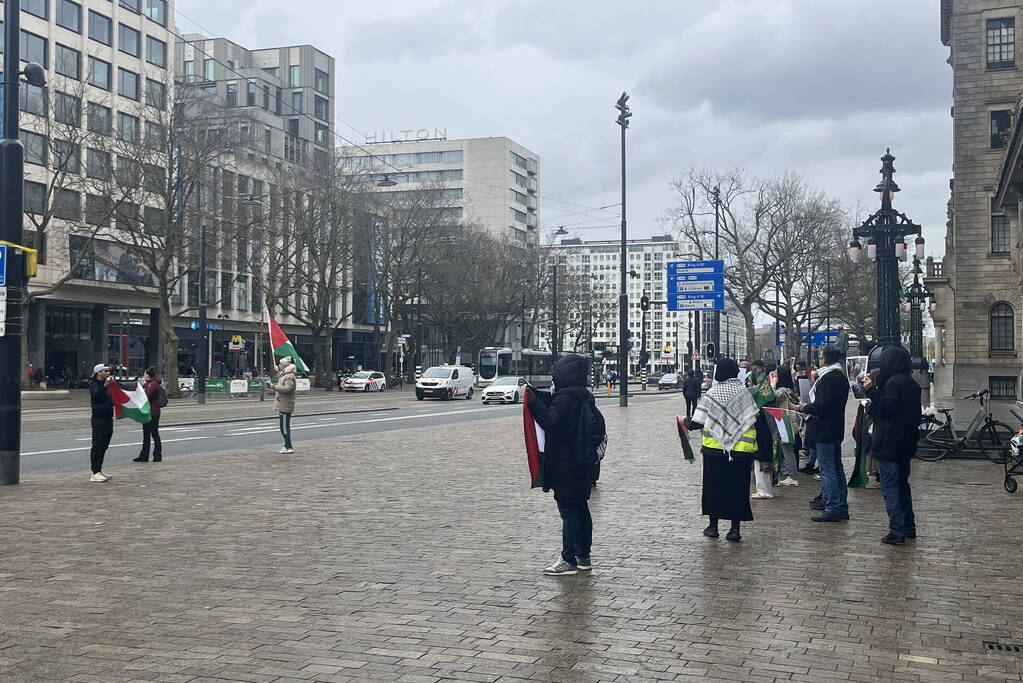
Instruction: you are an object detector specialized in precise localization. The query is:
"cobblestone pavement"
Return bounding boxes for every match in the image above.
[2,395,1022,682]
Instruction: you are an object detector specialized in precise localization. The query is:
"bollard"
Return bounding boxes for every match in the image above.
[641,369,648,391]
[415,365,422,381]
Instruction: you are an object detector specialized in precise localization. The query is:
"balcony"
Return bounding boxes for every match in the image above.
[528,177,537,193]
[526,213,538,228]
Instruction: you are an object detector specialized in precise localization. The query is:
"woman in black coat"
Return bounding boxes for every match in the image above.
[864,346,921,545]
[527,354,597,576]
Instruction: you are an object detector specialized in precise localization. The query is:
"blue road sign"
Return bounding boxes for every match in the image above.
[795,331,838,347]
[190,320,219,330]
[0,244,6,287]
[667,292,725,312]
[667,260,724,277]
[667,271,725,294]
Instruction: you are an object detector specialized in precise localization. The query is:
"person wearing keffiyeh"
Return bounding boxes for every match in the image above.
[685,359,759,542]
[747,360,778,499]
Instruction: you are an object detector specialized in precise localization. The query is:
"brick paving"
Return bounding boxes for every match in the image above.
[2,395,1023,682]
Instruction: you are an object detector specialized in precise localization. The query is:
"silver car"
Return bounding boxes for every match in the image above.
[481,376,528,404]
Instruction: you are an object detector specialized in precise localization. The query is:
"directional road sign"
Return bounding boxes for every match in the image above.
[795,330,839,347]
[666,260,725,312]
[0,243,7,287]
[667,272,725,293]
[667,260,724,276]
[669,292,725,311]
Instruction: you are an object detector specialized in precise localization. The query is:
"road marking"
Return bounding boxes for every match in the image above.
[23,436,213,457]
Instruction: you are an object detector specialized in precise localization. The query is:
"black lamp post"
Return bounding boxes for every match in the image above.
[615,91,631,407]
[904,255,935,402]
[848,149,922,368]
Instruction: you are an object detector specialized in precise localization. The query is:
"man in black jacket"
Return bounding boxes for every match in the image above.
[682,370,702,418]
[794,346,849,522]
[89,364,114,482]
[527,354,599,576]
[864,346,921,545]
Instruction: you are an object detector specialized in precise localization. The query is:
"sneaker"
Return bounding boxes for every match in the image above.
[89,472,108,482]
[278,447,290,454]
[284,448,294,454]
[725,529,742,542]
[99,472,111,481]
[132,456,149,462]
[812,512,848,523]
[778,477,799,487]
[543,558,578,576]
[881,532,906,545]
[809,501,826,511]
[813,474,821,481]
[750,493,773,499]
[808,495,823,509]
[703,526,720,538]
[576,556,592,571]
[798,465,814,474]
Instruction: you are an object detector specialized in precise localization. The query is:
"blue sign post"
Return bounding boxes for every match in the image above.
[666,260,725,312]
[0,243,6,287]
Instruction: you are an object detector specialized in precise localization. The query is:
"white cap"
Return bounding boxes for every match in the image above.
[93,363,109,375]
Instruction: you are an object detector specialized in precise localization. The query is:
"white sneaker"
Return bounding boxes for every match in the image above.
[779,477,799,487]
[543,558,578,575]
[89,473,108,482]
[813,474,821,481]
[284,448,294,454]
[278,447,290,454]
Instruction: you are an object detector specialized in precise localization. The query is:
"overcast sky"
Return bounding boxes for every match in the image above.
[175,0,951,256]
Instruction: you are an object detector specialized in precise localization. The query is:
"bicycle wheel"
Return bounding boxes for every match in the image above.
[919,421,953,461]
[978,421,1014,464]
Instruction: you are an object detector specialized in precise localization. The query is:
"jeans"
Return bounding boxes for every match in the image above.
[90,418,113,474]
[139,414,162,459]
[279,412,293,449]
[816,442,848,516]
[879,459,916,535]
[557,500,592,564]
[780,443,797,477]
[806,446,818,468]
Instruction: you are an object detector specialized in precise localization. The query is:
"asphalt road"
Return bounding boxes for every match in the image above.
[18,391,680,477]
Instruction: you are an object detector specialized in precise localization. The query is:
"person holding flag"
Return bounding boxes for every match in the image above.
[133,367,164,463]
[88,364,115,482]
[271,357,297,454]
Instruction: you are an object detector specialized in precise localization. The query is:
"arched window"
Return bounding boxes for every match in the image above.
[990,302,1015,351]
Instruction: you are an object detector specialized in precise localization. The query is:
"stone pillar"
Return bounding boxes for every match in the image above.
[26,299,46,369]
[148,308,161,372]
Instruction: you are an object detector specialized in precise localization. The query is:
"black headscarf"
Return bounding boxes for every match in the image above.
[776,366,794,389]
[551,354,588,389]
[876,346,912,387]
[714,358,740,382]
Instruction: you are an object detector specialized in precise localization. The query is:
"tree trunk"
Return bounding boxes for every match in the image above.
[312,331,330,388]
[161,299,182,398]
[741,306,756,362]
[20,293,31,390]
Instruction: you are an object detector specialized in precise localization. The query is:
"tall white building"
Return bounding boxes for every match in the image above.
[347,136,540,246]
[540,235,748,373]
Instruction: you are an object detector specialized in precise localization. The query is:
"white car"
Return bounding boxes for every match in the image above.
[342,370,387,392]
[481,376,528,404]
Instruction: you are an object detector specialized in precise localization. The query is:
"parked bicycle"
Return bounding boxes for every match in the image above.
[917,389,1012,463]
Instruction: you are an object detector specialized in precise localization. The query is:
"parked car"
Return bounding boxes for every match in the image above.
[481,376,528,404]
[415,365,476,400]
[657,373,683,390]
[342,370,387,392]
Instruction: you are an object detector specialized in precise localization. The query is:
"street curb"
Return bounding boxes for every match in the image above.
[168,407,399,428]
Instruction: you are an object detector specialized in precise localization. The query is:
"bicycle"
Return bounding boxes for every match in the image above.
[917,389,1012,463]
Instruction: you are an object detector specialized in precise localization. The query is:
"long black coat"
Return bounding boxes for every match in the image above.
[528,385,593,503]
[803,368,849,444]
[866,347,921,462]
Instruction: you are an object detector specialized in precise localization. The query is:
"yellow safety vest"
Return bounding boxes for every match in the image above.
[702,427,758,453]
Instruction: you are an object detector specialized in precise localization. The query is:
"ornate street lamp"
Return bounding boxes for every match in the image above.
[849,149,923,368]
[904,257,935,369]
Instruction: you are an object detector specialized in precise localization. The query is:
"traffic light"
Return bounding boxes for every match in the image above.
[640,295,650,311]
[706,343,715,360]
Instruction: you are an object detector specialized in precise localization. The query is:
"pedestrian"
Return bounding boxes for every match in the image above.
[747,360,777,499]
[526,354,599,575]
[773,365,800,487]
[685,358,759,542]
[682,370,702,418]
[88,364,114,482]
[793,346,850,522]
[863,346,921,545]
[271,357,297,454]
[133,367,163,463]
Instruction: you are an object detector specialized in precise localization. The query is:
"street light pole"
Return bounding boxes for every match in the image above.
[615,91,631,407]
[712,185,721,363]
[551,258,558,363]
[196,224,208,405]
[415,265,423,380]
[905,256,934,404]
[826,261,831,340]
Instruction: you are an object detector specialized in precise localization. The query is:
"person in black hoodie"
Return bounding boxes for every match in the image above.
[527,354,598,576]
[682,370,702,418]
[88,363,114,482]
[863,346,921,545]
[794,346,849,522]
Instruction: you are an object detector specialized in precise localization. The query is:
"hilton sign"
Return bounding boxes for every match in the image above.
[364,128,448,144]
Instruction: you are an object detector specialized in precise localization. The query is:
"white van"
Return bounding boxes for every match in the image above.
[416,365,477,400]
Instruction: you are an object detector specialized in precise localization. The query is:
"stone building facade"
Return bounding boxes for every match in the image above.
[931,0,1023,412]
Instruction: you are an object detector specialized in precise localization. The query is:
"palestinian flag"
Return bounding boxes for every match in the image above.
[523,387,545,488]
[111,380,151,424]
[268,313,309,373]
[676,416,695,463]
[763,407,795,443]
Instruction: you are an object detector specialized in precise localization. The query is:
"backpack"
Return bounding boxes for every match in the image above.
[576,400,607,467]
[158,384,169,408]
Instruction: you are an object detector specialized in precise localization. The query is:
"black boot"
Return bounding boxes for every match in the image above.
[132,455,149,462]
[726,522,741,542]
[703,517,720,538]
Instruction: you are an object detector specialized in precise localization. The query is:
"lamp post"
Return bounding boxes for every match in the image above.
[712,185,721,364]
[196,224,208,404]
[848,149,923,369]
[550,255,561,363]
[615,92,631,406]
[415,265,423,381]
[905,256,935,404]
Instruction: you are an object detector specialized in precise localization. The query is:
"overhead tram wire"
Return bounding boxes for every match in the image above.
[168,11,627,220]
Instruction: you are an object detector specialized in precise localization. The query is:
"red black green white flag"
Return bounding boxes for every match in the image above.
[523,387,545,488]
[110,380,151,424]
[268,313,309,373]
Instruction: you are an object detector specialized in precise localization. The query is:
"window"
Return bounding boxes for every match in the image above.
[988,17,1015,69]
[89,11,112,45]
[419,151,441,163]
[226,82,238,107]
[115,202,139,231]
[991,302,1015,351]
[992,215,1011,253]
[54,92,81,127]
[56,0,82,32]
[24,0,48,19]
[203,58,215,81]
[183,60,194,79]
[145,78,165,108]
[442,150,463,162]
[221,272,234,310]
[145,36,166,68]
[144,121,163,149]
[143,163,164,192]
[54,189,81,221]
[511,151,527,169]
[314,95,328,121]
[85,194,111,225]
[52,140,80,173]
[86,148,111,179]
[314,68,329,94]
[119,68,139,99]
[146,0,167,26]
[24,181,46,215]
[21,30,47,68]
[120,0,141,13]
[264,127,272,153]
[87,102,111,133]
[991,110,1012,148]
[246,81,256,106]
[19,84,46,116]
[991,376,1018,399]
[118,24,140,57]
[22,130,46,166]
[88,57,111,90]
[314,123,328,145]
[289,64,300,86]
[118,112,139,142]
[286,118,299,137]
[235,275,249,311]
[510,208,527,223]
[291,90,303,112]
[55,44,81,79]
